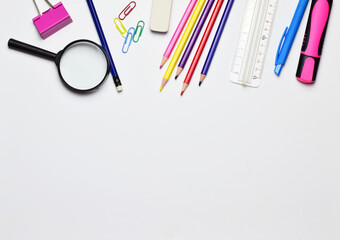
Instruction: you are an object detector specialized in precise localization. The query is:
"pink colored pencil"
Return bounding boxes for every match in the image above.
[160,0,198,69]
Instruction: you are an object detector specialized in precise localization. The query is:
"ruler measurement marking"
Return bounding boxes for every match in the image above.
[230,0,278,87]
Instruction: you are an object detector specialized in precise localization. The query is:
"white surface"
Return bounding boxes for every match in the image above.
[1,0,340,239]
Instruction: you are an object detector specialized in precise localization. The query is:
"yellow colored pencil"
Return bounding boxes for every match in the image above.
[160,0,207,91]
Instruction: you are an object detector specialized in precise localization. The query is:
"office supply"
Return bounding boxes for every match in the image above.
[8,39,109,92]
[150,0,173,32]
[275,0,309,76]
[296,0,332,84]
[181,0,224,95]
[123,27,135,53]
[200,0,234,85]
[33,0,72,39]
[114,18,128,38]
[230,0,279,88]
[133,21,145,43]
[160,0,198,68]
[119,1,137,20]
[87,0,123,92]
[175,0,215,79]
[160,0,206,91]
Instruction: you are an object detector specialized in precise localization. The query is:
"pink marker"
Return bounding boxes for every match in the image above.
[296,0,333,84]
[160,0,198,68]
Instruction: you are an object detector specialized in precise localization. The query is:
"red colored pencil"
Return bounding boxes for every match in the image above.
[181,0,224,96]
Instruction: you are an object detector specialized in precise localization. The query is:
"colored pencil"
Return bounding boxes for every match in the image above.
[181,0,224,96]
[175,0,215,79]
[86,0,122,92]
[200,0,234,85]
[160,0,198,69]
[160,0,207,91]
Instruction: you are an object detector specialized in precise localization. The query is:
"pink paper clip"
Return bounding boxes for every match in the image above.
[33,0,72,39]
[119,1,136,21]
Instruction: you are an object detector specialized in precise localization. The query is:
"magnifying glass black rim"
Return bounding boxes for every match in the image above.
[56,39,110,92]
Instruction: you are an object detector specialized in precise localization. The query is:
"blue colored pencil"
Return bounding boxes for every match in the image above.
[199,0,234,85]
[86,0,123,92]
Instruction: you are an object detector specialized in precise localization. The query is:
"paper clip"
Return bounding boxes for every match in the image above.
[119,1,137,21]
[133,20,145,43]
[114,18,128,38]
[122,27,135,53]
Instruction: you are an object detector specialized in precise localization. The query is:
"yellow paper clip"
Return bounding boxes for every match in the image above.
[114,18,127,38]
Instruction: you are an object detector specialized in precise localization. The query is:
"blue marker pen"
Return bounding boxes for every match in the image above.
[275,0,310,76]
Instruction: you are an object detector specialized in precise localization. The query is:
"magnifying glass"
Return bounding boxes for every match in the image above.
[8,39,110,92]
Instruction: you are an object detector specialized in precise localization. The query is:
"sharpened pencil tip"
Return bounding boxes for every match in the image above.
[160,57,168,68]
[175,75,178,80]
[181,91,184,96]
[160,86,163,92]
[160,79,168,92]
[160,65,163,69]
[200,74,206,83]
[199,81,202,87]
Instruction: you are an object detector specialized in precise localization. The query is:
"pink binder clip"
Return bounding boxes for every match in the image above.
[33,0,72,39]
[119,1,136,21]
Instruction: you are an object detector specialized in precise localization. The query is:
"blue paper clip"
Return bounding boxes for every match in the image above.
[122,27,135,53]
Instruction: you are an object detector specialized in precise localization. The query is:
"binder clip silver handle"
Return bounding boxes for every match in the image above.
[33,0,54,15]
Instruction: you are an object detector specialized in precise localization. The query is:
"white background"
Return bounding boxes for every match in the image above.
[1,0,340,239]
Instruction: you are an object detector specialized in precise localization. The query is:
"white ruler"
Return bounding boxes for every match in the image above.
[230,0,278,87]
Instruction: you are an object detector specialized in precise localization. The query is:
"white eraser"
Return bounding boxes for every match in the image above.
[116,86,123,92]
[150,0,173,33]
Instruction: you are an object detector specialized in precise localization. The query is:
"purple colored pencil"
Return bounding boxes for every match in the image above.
[175,0,216,79]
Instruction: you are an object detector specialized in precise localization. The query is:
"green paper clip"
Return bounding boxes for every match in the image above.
[133,20,145,43]
[122,27,135,53]
[114,18,127,38]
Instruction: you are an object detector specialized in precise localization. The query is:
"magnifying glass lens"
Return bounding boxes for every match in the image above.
[59,42,108,91]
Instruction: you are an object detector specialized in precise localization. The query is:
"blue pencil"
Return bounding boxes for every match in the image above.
[199,0,234,85]
[86,0,123,92]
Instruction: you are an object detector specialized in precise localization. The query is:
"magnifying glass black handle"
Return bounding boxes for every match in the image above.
[8,39,57,61]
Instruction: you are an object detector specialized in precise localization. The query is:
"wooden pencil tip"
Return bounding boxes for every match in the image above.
[200,74,206,82]
[199,81,202,87]
[175,75,178,80]
[175,67,183,79]
[160,57,168,68]
[181,84,188,96]
[160,78,168,92]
